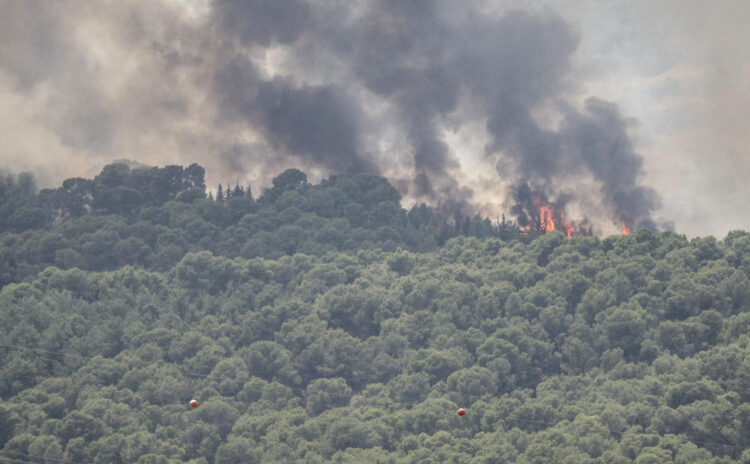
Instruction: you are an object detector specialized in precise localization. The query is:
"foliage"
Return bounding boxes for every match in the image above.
[0,165,748,462]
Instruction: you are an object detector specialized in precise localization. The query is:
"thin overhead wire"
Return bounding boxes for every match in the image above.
[0,450,82,464]
[0,455,35,464]
[2,291,747,457]
[0,343,214,380]
[508,416,746,451]
[2,340,746,453]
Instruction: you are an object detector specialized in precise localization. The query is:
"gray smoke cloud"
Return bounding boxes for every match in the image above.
[559,98,661,230]
[0,0,663,232]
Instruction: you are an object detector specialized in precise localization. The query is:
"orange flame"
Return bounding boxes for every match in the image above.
[559,213,575,238]
[621,220,630,235]
[529,196,576,238]
[538,204,555,232]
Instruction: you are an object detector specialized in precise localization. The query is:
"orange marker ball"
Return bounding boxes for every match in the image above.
[457,408,466,416]
[190,399,198,408]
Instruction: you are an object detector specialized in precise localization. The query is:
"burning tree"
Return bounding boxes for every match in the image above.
[512,184,577,238]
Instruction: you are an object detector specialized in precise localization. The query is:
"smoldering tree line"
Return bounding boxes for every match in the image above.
[1,0,664,234]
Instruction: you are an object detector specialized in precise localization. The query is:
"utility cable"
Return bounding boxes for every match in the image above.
[2,345,746,453]
[0,450,82,464]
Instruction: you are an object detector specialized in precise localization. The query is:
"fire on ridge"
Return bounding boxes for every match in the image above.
[524,195,576,238]
[621,220,631,236]
[512,183,631,237]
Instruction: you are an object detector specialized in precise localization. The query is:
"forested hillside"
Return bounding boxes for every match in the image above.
[0,163,516,289]
[1,164,749,463]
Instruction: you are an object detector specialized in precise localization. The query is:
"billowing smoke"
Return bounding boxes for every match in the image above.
[559,98,661,231]
[0,0,664,233]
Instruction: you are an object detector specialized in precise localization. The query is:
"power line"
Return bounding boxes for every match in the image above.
[0,345,88,362]
[0,343,214,381]
[3,339,746,453]
[0,450,82,464]
[1,290,226,383]
[1,342,746,453]
[508,416,745,451]
[0,455,34,464]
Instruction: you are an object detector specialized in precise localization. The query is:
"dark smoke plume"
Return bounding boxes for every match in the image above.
[211,0,662,229]
[559,98,661,231]
[0,0,664,232]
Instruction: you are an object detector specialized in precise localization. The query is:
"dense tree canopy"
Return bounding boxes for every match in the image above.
[1,164,749,463]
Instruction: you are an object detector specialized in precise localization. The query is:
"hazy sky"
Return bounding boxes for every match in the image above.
[0,0,747,238]
[559,0,750,238]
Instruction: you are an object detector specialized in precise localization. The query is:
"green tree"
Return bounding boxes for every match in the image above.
[305,378,353,416]
[215,436,262,464]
